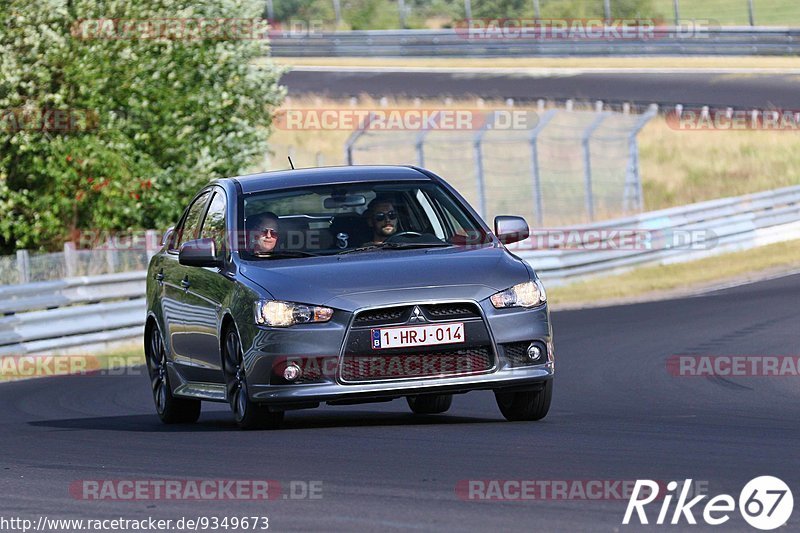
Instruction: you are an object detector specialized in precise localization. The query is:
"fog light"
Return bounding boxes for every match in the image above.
[527,343,543,362]
[283,363,302,381]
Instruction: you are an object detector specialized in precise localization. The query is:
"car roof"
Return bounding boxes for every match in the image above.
[228,165,433,194]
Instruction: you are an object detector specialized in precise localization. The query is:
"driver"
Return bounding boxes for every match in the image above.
[364,196,399,245]
[248,212,280,255]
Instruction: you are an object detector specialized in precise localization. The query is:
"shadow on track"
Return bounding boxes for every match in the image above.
[28,410,503,433]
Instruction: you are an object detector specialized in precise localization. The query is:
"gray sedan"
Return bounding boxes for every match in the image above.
[145,165,554,429]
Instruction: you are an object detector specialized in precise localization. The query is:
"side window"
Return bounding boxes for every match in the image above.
[200,191,227,260]
[171,191,210,252]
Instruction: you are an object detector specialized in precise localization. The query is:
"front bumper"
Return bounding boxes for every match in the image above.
[243,299,554,407]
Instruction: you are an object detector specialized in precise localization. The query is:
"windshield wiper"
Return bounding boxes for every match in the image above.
[382,242,453,249]
[336,244,387,255]
[254,250,319,259]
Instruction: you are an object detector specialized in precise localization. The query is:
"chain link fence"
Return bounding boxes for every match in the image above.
[0,233,159,285]
[345,104,657,227]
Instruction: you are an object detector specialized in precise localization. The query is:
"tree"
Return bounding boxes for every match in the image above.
[0,0,285,252]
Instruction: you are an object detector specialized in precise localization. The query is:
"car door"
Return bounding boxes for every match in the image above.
[164,190,211,371]
[180,189,232,383]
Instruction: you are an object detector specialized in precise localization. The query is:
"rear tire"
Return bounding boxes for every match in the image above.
[406,393,453,414]
[495,380,552,421]
[146,323,201,424]
[223,327,284,430]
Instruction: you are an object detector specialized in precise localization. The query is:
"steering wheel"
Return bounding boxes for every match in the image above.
[386,231,423,242]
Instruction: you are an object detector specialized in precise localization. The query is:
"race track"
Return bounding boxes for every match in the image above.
[1,273,799,531]
[283,68,800,109]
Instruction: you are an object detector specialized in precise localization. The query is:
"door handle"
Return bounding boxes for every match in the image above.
[180,277,190,289]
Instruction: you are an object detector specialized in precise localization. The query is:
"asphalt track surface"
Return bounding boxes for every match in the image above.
[1,273,799,531]
[282,69,800,109]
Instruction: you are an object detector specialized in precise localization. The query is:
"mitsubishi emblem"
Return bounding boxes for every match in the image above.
[410,306,426,323]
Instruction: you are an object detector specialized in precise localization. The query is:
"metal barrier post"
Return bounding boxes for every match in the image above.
[414,110,440,167]
[528,109,558,227]
[64,242,78,278]
[624,104,658,213]
[16,250,30,284]
[344,112,375,165]
[105,237,118,274]
[472,113,496,219]
[146,230,160,261]
[581,113,609,222]
[333,0,342,25]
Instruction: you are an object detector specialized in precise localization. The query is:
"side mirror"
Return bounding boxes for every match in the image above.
[179,238,221,268]
[494,216,529,245]
[161,226,175,247]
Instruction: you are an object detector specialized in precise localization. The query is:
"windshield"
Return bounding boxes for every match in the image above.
[240,180,491,258]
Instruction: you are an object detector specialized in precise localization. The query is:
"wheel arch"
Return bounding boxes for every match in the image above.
[219,312,238,368]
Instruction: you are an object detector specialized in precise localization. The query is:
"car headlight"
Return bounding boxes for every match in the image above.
[490,280,547,309]
[255,300,334,327]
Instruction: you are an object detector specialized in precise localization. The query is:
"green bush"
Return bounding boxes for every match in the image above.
[0,0,284,253]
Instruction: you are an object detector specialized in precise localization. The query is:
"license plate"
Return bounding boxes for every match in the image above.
[371,323,465,350]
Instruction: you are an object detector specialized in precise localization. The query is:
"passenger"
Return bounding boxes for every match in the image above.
[248,212,280,255]
[364,197,399,244]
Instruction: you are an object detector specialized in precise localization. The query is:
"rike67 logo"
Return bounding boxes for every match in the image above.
[623,477,793,530]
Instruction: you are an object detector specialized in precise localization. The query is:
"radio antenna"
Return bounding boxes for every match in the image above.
[288,156,295,170]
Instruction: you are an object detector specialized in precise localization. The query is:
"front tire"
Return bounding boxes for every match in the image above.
[495,380,552,421]
[146,323,201,424]
[406,393,453,414]
[223,327,284,430]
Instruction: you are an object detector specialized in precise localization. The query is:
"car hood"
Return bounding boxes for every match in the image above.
[239,245,530,312]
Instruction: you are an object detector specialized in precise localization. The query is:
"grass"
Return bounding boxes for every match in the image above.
[652,0,800,26]
[274,56,800,70]
[638,116,800,210]
[548,238,800,307]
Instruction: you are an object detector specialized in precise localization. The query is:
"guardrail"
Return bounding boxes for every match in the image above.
[517,184,800,284]
[270,27,800,57]
[1,184,799,354]
[0,272,146,356]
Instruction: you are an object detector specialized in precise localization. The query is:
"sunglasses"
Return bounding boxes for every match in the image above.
[373,211,397,222]
[259,228,278,238]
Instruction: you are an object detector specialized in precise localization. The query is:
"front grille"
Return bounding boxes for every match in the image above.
[353,307,408,326]
[352,302,481,328]
[423,303,480,319]
[341,346,492,382]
